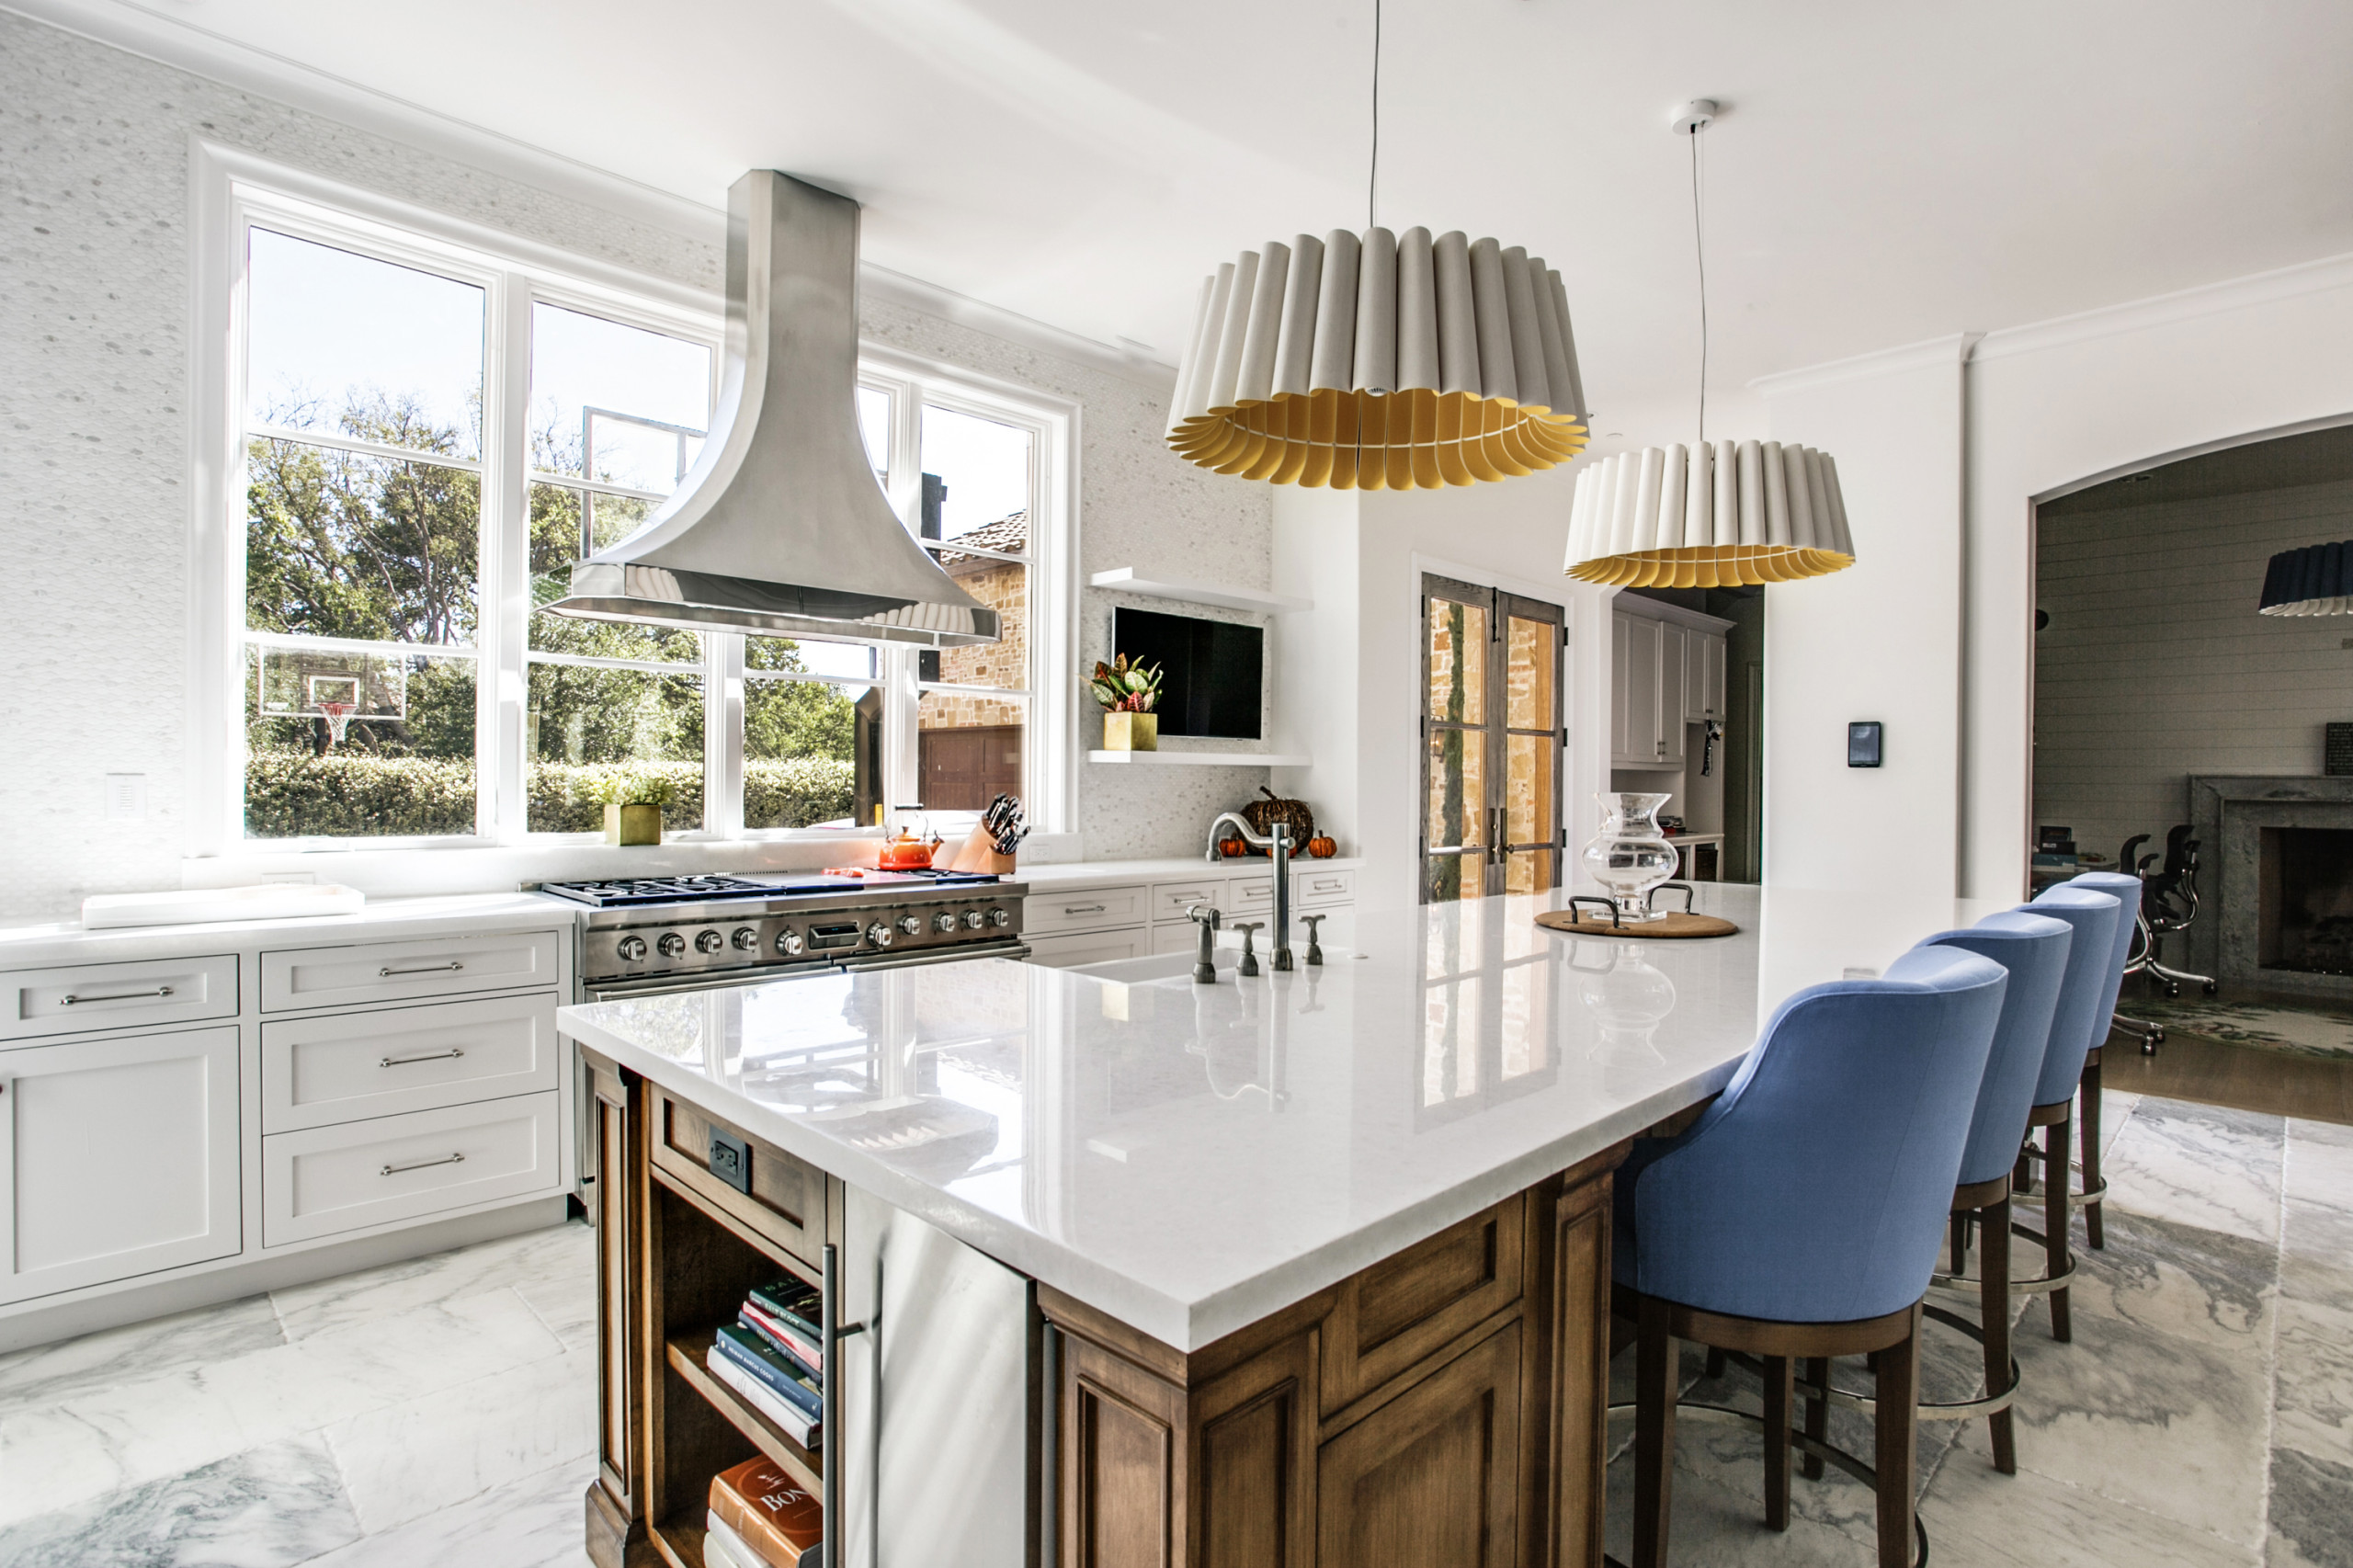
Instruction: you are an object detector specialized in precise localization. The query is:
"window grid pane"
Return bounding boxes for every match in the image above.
[243,643,479,839]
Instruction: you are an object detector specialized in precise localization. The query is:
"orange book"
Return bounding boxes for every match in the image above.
[709,1457,823,1567]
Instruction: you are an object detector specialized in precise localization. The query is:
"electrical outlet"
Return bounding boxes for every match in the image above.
[103,773,146,821]
[709,1129,752,1194]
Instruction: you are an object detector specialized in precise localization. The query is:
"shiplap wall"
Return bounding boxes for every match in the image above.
[2034,478,2353,862]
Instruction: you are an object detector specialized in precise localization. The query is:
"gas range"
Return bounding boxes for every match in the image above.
[538,871,1029,997]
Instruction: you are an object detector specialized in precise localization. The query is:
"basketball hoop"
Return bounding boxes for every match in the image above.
[319,701,357,750]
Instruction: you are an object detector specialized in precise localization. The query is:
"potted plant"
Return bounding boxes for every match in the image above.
[588,765,678,846]
[1089,653,1165,751]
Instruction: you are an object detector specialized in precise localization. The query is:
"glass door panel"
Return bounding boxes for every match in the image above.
[1422,578,1564,903]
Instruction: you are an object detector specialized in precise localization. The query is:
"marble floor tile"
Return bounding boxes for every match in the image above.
[297,1457,595,1568]
[2287,1119,2353,1215]
[2274,1292,2353,1465]
[1919,1444,2259,1567]
[0,1292,286,1417]
[0,1436,359,1568]
[0,1286,563,1528]
[1954,1301,2273,1547]
[271,1221,591,1342]
[2267,1447,2353,1568]
[2103,1099,2286,1244]
[2063,1206,2278,1352]
[1602,1444,1881,1568]
[322,1346,598,1533]
[2100,1089,2143,1159]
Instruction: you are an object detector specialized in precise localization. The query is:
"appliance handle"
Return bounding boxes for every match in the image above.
[823,1241,871,1568]
[841,943,1029,973]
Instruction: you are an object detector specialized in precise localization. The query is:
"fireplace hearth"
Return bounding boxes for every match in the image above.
[2192,775,2353,998]
[2261,827,2353,975]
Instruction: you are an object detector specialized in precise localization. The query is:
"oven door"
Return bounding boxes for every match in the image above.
[581,960,842,1003]
[838,940,1030,974]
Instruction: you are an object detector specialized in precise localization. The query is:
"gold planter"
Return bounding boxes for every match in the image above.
[604,802,663,846]
[1102,711,1159,751]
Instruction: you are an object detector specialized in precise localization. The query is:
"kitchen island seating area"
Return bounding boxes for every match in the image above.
[558,876,2165,1568]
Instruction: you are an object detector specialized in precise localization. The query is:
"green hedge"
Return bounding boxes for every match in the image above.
[244,753,854,838]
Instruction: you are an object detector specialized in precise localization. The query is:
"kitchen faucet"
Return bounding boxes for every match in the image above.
[1206,812,1293,971]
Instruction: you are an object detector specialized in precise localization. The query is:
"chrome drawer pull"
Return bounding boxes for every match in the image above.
[380,961,464,978]
[381,1047,466,1069]
[61,985,174,1006]
[1063,903,1107,915]
[381,1152,466,1176]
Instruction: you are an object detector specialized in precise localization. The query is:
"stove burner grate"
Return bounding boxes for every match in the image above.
[538,875,779,908]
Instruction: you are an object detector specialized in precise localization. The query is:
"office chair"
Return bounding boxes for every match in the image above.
[2113,827,2217,1039]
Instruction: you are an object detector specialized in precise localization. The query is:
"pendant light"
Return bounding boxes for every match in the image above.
[1563,101,1857,588]
[2258,540,2353,615]
[1162,1,1591,491]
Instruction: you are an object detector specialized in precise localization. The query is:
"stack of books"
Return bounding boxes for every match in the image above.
[704,1276,825,1449]
[704,1456,823,1568]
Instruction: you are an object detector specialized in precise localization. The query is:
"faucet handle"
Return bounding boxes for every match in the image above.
[1300,913,1326,966]
[1230,921,1264,977]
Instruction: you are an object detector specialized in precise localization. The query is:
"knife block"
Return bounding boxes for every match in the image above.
[942,823,1016,875]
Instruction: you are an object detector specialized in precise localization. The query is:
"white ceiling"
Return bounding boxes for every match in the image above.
[33,0,2353,446]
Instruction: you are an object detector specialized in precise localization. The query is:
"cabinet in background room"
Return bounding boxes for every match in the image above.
[1685,630,1727,721]
[1612,612,1685,767]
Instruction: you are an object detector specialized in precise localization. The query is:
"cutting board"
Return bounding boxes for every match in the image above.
[83,884,367,928]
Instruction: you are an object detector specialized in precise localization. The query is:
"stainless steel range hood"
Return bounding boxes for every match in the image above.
[541,171,999,648]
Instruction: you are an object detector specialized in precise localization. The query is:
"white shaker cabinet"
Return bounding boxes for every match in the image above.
[1611,611,1682,767]
[0,1025,242,1304]
[1685,630,1727,721]
[1656,624,1688,768]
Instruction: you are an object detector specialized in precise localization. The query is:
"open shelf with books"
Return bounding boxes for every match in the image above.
[666,1328,823,1494]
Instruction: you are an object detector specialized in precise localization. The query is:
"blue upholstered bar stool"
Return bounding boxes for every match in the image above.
[1616,945,2009,1568]
[1904,911,2075,1473]
[2016,884,2127,1341]
[2057,870,2145,1252]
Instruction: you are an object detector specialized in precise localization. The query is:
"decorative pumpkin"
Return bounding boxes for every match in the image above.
[1307,834,1337,859]
[1241,786,1315,858]
[1218,835,1248,858]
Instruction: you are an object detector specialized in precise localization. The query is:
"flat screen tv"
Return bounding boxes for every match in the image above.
[1112,608,1263,739]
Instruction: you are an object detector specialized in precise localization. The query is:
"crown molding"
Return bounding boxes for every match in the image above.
[1970,248,2353,363]
[1748,333,1976,398]
[7,0,1178,395]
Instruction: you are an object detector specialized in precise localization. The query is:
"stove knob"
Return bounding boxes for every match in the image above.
[732,926,759,951]
[988,907,1011,928]
[656,932,687,959]
[867,920,893,948]
[696,929,725,954]
[617,936,648,961]
[897,915,923,937]
[964,909,987,930]
[934,911,959,935]
[777,929,804,957]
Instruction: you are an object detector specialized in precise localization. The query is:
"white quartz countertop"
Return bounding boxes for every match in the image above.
[1016,855,1362,891]
[0,892,577,967]
[557,881,2000,1353]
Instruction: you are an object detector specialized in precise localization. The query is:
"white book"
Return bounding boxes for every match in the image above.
[700,1515,749,1568]
[709,1347,819,1448]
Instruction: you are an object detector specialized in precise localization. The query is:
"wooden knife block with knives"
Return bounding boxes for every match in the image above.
[939,793,1026,873]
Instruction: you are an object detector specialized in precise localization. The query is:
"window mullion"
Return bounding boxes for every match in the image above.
[484,270,533,844]
[711,632,745,840]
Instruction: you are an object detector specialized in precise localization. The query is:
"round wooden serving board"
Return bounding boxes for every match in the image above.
[1534,909,1741,939]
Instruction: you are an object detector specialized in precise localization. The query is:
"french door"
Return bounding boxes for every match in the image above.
[1421,575,1566,903]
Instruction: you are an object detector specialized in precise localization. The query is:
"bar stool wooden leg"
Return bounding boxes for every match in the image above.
[1800,1356,1829,1482]
[1984,1192,2017,1473]
[2045,1115,2074,1343]
[1763,1354,1793,1531]
[2080,1053,2105,1251]
[1875,1306,1921,1568]
[1634,1294,1678,1568]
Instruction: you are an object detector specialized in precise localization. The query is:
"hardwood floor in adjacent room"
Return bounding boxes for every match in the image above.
[2110,1030,2353,1125]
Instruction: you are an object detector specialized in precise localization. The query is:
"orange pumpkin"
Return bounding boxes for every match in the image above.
[1218,836,1248,858]
[1307,834,1337,858]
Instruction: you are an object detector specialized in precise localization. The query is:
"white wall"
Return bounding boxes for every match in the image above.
[0,11,1273,921]
[1757,338,1969,896]
[2035,479,2353,858]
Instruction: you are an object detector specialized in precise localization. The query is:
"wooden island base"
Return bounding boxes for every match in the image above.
[581,1044,1628,1568]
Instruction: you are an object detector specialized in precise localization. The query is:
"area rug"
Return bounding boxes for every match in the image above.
[2123,990,2353,1058]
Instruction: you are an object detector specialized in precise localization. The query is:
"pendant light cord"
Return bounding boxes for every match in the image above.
[1690,121,1708,447]
[1368,0,1382,231]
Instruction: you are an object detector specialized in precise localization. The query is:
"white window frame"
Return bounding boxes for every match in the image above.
[188,144,1076,862]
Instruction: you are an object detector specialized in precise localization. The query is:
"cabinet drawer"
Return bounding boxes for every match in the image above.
[1027,929,1151,969]
[1227,874,1278,912]
[261,930,563,1012]
[1024,885,1147,936]
[1,955,238,1043]
[651,1085,828,1268]
[1297,868,1355,906]
[1150,878,1227,923]
[1320,1193,1526,1415]
[262,1092,562,1247]
[262,994,562,1133]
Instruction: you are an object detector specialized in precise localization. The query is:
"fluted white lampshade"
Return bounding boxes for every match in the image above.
[1563,440,1857,588]
[1165,227,1590,490]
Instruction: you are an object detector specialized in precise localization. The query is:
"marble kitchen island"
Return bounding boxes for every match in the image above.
[557,882,1995,1568]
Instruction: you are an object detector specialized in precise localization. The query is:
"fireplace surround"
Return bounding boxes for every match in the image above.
[2189,775,2353,997]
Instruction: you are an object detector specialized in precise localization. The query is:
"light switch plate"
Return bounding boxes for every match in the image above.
[103,773,146,821]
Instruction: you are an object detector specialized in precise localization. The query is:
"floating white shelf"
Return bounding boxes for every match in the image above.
[1088,568,1312,615]
[1086,750,1312,767]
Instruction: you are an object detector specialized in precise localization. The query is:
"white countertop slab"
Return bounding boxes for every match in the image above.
[0,892,577,968]
[1016,855,1361,892]
[559,881,2002,1351]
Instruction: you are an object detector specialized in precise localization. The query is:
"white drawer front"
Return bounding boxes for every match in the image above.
[1150,878,1228,923]
[262,994,562,1134]
[1297,868,1356,906]
[262,1092,562,1247]
[1024,885,1148,937]
[1227,874,1278,911]
[1024,929,1151,969]
[1151,921,1203,957]
[262,930,563,1013]
[1,955,239,1042]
